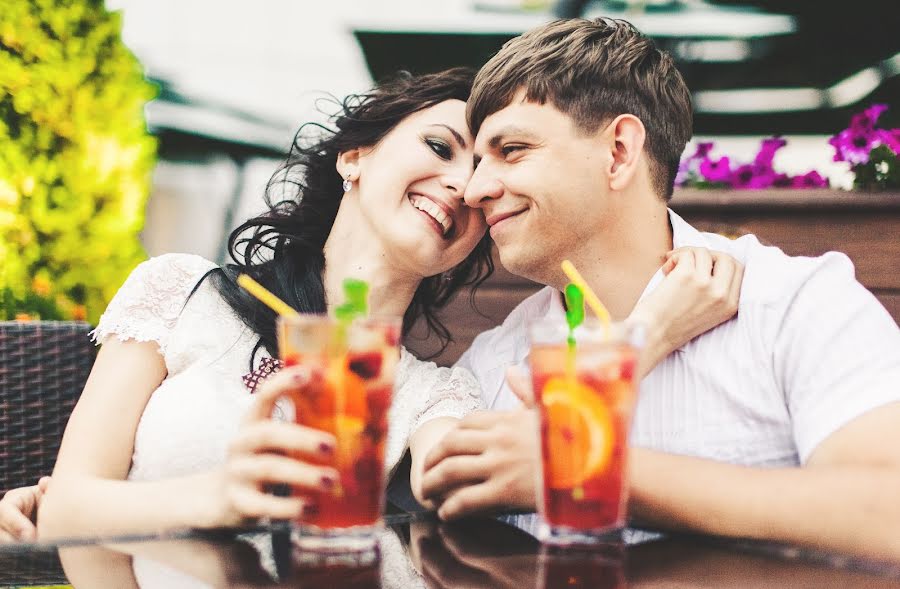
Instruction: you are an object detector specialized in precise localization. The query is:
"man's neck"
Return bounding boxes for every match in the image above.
[556,205,672,321]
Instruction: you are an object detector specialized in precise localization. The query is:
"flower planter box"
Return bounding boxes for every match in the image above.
[406,189,900,366]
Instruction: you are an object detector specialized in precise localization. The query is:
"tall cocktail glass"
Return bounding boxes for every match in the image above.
[528,318,642,544]
[277,314,401,546]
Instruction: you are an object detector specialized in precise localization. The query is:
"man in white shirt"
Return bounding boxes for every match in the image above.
[420,17,900,560]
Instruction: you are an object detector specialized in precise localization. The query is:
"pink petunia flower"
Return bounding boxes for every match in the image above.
[754,136,787,168]
[699,156,731,183]
[791,170,829,189]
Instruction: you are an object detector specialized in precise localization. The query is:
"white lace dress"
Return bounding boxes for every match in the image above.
[91,253,484,485]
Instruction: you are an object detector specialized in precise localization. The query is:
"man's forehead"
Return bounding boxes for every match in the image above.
[473,100,548,147]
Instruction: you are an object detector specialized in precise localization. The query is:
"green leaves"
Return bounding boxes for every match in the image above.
[0,0,157,321]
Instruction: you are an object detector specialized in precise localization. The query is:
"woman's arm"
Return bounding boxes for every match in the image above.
[39,340,340,538]
[629,247,743,378]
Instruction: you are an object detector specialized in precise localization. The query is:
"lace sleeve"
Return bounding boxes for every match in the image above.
[91,253,216,355]
[384,349,484,476]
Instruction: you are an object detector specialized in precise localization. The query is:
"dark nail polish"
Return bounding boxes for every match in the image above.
[303,503,319,517]
[318,442,334,454]
[320,475,336,488]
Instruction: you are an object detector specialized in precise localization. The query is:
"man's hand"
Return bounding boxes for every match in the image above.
[0,476,50,542]
[421,410,539,520]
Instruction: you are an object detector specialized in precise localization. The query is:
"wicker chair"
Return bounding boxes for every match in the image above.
[0,321,95,495]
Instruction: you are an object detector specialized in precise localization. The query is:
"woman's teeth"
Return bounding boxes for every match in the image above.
[409,194,452,235]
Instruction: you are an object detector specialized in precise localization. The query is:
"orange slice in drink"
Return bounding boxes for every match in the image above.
[334,414,366,468]
[541,377,614,489]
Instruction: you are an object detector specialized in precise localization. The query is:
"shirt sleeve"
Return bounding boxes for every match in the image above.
[91,253,216,356]
[383,349,485,477]
[773,252,900,463]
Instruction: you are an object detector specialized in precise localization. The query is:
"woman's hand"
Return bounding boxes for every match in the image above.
[629,247,744,378]
[0,476,50,542]
[205,367,340,527]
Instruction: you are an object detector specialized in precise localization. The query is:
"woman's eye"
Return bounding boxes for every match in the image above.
[426,139,452,160]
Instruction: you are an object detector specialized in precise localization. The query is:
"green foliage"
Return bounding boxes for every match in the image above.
[0,0,157,322]
[852,145,900,191]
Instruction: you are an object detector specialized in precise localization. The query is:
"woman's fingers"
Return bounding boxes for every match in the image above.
[226,485,308,521]
[229,420,335,459]
[228,453,338,493]
[244,366,320,423]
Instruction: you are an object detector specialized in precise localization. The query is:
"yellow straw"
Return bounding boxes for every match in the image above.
[561,260,611,327]
[237,274,299,318]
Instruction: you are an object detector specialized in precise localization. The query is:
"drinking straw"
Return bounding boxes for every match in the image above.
[561,260,611,327]
[237,274,299,318]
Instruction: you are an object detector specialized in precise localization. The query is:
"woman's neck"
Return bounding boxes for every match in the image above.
[322,199,421,319]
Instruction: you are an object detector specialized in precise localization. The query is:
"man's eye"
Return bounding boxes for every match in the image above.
[426,139,452,160]
[501,144,525,158]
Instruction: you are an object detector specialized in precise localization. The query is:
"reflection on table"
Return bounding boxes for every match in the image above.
[2,514,900,588]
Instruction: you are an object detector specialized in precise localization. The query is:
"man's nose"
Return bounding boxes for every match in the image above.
[463,164,503,209]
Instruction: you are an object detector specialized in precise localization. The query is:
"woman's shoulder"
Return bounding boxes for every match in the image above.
[91,253,221,350]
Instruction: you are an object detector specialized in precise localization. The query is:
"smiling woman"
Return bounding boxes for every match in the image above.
[30,69,495,544]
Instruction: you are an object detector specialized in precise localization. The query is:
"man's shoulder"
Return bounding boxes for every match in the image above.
[705,231,858,311]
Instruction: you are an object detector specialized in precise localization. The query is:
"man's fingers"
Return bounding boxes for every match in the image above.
[505,366,535,408]
[37,477,51,494]
[437,481,503,521]
[229,420,335,458]
[421,455,490,502]
[424,430,491,472]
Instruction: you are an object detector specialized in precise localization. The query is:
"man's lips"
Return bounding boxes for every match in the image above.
[486,210,525,227]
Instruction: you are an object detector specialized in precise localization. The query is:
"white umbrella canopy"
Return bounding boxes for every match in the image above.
[107,0,374,148]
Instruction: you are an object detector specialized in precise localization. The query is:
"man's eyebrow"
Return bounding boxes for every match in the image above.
[487,126,539,149]
[427,124,467,148]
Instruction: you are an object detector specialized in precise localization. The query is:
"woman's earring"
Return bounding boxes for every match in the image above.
[342,177,353,193]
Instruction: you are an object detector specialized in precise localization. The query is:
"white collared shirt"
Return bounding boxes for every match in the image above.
[457,210,900,468]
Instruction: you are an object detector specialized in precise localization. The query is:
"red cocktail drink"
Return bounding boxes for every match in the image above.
[529,319,641,544]
[278,315,400,537]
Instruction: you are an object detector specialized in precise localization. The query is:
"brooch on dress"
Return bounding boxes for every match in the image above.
[241,356,282,394]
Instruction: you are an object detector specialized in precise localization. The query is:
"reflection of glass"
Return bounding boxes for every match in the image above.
[277,315,401,546]
[289,545,383,589]
[537,542,626,589]
[529,319,642,544]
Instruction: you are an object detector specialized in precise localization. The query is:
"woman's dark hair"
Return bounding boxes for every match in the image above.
[208,68,494,366]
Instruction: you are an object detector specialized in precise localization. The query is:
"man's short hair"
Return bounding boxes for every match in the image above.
[469,18,693,200]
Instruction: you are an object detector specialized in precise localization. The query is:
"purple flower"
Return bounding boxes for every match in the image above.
[693,141,715,160]
[754,136,787,168]
[731,164,756,189]
[850,103,889,133]
[829,128,874,165]
[791,170,829,189]
[772,173,793,188]
[699,156,731,183]
[876,128,900,155]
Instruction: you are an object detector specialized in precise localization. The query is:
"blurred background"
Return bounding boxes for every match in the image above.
[4,0,898,363]
[120,0,898,260]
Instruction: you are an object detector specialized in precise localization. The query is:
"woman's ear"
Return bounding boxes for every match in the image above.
[605,114,646,191]
[336,149,361,182]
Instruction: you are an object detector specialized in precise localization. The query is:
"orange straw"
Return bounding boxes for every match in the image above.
[237,274,299,318]
[561,260,611,327]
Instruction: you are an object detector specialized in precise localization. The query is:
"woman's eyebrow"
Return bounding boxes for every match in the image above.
[427,124,467,148]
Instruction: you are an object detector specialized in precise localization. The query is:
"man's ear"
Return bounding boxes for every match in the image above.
[336,149,361,182]
[605,114,646,191]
